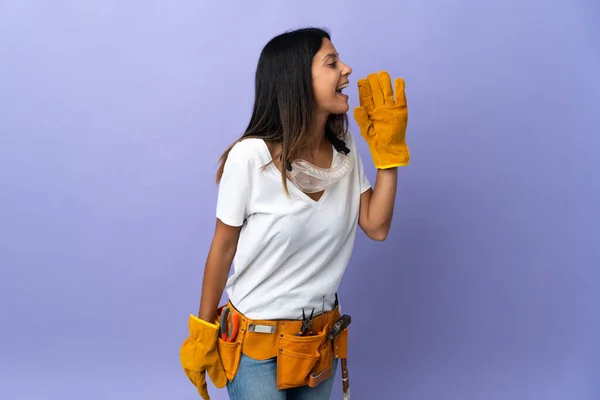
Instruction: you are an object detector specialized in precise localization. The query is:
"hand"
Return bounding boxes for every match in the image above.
[354,71,410,169]
[180,315,228,399]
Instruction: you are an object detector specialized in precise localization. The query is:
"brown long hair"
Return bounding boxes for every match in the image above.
[215,27,349,194]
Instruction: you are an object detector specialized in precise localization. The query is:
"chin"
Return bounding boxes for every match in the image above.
[327,109,349,116]
[330,103,350,115]
[320,101,350,116]
[337,104,350,114]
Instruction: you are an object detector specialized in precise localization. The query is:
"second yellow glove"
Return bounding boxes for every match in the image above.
[354,71,410,169]
[180,315,228,399]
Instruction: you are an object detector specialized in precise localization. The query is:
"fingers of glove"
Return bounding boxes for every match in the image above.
[354,106,375,137]
[378,71,394,106]
[186,370,210,399]
[199,382,210,400]
[353,106,370,129]
[207,361,228,388]
[357,78,375,111]
[367,73,385,108]
[394,78,407,107]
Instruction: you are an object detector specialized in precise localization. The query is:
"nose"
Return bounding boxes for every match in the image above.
[342,62,352,76]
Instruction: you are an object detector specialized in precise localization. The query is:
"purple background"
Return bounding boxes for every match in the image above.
[1,1,599,399]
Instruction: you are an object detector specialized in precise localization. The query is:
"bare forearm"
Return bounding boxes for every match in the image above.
[197,245,236,323]
[367,167,398,236]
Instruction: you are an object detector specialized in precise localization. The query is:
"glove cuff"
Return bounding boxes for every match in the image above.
[188,314,222,343]
[366,139,410,170]
[190,314,219,330]
[376,161,409,169]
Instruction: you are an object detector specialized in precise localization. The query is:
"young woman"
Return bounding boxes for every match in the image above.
[180,27,410,400]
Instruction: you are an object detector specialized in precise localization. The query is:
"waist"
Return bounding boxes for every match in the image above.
[228,299,340,336]
[223,299,342,362]
[227,292,339,320]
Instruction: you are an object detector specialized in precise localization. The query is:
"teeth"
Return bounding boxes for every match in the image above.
[336,83,349,91]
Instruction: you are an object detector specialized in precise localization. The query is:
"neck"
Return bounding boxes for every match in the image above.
[305,112,329,151]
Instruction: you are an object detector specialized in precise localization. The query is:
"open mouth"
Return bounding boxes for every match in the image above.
[336,82,349,94]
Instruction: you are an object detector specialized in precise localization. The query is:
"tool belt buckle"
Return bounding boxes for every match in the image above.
[248,323,276,334]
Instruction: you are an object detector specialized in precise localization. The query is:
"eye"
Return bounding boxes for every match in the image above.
[328,61,338,68]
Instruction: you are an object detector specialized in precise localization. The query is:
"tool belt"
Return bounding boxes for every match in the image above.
[215,301,349,390]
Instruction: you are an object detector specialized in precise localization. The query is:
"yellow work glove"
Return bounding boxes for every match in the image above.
[354,71,410,169]
[180,314,228,399]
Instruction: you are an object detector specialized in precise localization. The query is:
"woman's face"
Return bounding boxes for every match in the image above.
[311,38,353,116]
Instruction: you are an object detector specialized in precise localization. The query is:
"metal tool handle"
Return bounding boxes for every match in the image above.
[328,314,351,340]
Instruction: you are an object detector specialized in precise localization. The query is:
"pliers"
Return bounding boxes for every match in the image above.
[297,307,315,336]
[219,306,240,342]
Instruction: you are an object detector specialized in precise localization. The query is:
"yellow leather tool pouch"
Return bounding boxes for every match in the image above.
[215,305,244,382]
[218,301,348,390]
[216,338,242,381]
[276,323,330,389]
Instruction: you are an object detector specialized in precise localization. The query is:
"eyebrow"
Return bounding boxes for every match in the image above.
[322,52,339,60]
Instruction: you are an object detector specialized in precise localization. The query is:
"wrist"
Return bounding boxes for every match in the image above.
[376,167,399,177]
[197,309,217,323]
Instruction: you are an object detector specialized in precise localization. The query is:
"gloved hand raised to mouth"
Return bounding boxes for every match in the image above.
[354,70,410,169]
[179,314,228,400]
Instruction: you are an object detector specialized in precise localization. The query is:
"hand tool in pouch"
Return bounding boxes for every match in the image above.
[226,311,240,342]
[332,315,352,399]
[308,314,352,396]
[219,306,240,342]
[219,306,230,341]
[327,314,351,341]
[297,308,315,336]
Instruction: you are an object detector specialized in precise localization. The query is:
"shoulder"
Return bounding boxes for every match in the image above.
[226,138,270,167]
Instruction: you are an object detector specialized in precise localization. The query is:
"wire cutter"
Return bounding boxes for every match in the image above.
[297,307,315,336]
[219,306,240,342]
[227,312,240,342]
[219,306,230,341]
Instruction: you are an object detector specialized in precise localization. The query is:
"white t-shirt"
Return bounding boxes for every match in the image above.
[215,130,371,320]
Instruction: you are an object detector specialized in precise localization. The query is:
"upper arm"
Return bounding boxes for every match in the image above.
[210,218,242,258]
[352,132,380,240]
[359,190,389,241]
[358,188,379,240]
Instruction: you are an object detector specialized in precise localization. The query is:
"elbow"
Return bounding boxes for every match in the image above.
[367,227,389,242]
[359,216,392,242]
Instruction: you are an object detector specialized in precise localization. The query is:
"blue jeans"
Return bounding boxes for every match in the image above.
[226,354,338,400]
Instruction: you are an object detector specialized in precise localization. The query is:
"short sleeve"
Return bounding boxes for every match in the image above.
[215,145,251,227]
